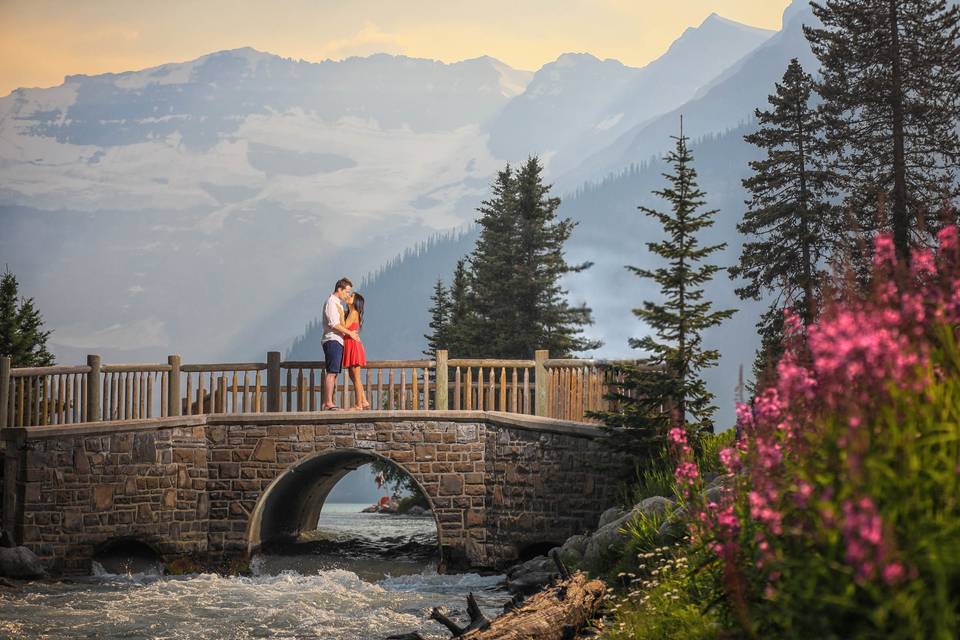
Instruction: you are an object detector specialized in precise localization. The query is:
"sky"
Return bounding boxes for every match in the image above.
[0,0,791,96]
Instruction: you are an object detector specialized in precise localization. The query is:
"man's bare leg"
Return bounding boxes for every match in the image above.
[323,372,338,409]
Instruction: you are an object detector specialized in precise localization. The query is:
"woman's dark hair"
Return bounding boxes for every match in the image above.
[352,293,365,328]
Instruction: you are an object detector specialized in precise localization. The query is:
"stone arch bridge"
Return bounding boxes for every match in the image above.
[2,411,620,574]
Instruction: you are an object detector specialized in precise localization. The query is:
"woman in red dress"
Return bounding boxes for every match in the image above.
[342,292,370,409]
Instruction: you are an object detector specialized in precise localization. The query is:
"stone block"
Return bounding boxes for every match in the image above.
[110,433,133,454]
[162,489,177,510]
[172,448,195,465]
[439,474,463,496]
[218,463,240,479]
[63,510,82,532]
[92,485,115,511]
[250,438,277,463]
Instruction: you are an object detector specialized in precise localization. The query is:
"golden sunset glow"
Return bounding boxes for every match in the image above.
[0,0,791,96]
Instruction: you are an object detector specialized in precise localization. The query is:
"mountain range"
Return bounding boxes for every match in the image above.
[0,0,820,427]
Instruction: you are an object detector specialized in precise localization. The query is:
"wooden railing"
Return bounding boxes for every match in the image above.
[0,350,638,428]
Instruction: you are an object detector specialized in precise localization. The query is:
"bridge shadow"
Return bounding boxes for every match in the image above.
[247,448,441,573]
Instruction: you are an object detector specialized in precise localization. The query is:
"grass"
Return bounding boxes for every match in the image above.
[602,544,722,640]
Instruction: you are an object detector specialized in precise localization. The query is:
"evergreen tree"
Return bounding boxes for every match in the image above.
[506,157,600,358]
[0,269,54,367]
[601,122,735,454]
[423,279,451,358]
[464,165,519,357]
[444,260,473,357]
[806,0,960,262]
[450,157,600,358]
[730,59,839,380]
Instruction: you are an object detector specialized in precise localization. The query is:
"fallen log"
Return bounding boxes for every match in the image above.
[387,553,605,640]
[458,571,605,640]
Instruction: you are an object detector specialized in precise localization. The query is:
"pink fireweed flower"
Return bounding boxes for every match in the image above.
[795,481,813,507]
[668,426,687,446]
[719,447,741,474]
[912,248,936,278]
[735,402,754,430]
[938,225,958,254]
[842,496,890,583]
[882,562,906,585]
[873,233,896,268]
[675,461,700,486]
[755,438,783,470]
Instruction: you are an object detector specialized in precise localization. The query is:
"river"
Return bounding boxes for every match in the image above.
[0,503,510,639]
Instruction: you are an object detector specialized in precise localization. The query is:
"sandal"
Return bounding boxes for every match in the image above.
[322,405,341,411]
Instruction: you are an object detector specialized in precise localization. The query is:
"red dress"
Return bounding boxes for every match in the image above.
[342,322,366,367]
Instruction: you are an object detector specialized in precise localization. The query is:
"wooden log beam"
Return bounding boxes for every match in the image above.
[404,571,604,640]
[460,573,604,640]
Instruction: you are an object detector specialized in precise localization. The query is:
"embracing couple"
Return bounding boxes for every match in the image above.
[321,277,370,410]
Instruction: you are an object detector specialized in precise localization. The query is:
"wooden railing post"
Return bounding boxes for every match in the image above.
[534,350,549,417]
[267,351,281,412]
[0,356,10,429]
[167,355,181,416]
[85,354,101,422]
[434,350,448,410]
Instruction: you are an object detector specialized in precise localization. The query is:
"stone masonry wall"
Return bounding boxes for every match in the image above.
[483,425,621,567]
[208,420,488,567]
[6,413,621,574]
[17,426,209,574]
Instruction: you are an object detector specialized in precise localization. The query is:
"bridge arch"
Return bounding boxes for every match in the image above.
[246,447,441,556]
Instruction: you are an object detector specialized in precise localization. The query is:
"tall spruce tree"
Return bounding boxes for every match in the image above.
[508,157,600,358]
[730,59,839,381]
[453,157,599,358]
[601,123,735,453]
[464,165,519,357]
[806,0,960,262]
[444,260,472,357]
[0,269,54,367]
[423,279,451,358]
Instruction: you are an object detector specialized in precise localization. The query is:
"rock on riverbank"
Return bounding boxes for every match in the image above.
[505,473,730,594]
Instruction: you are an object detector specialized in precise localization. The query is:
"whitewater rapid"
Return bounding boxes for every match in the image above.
[0,504,510,639]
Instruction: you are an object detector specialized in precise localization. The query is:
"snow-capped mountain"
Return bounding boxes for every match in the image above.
[487,12,774,177]
[0,6,806,369]
[559,0,818,188]
[0,49,531,361]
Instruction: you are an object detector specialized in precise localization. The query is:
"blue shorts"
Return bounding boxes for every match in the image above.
[322,340,344,374]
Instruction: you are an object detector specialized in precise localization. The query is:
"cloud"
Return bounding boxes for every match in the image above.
[320,21,404,59]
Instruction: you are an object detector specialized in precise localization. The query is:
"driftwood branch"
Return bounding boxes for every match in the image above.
[430,608,466,637]
[550,548,572,581]
[466,592,493,631]
[429,592,492,637]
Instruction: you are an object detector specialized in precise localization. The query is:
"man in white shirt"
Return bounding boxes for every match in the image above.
[321,277,359,410]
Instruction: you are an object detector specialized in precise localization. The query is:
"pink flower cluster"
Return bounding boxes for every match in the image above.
[842,496,902,585]
[669,426,700,487]
[683,227,960,597]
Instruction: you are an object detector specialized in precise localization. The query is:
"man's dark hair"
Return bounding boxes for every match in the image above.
[334,277,353,292]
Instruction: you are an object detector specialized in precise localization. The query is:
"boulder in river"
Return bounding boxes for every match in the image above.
[505,555,557,595]
[0,546,46,579]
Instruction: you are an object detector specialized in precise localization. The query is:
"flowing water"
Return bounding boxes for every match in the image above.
[0,503,510,639]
